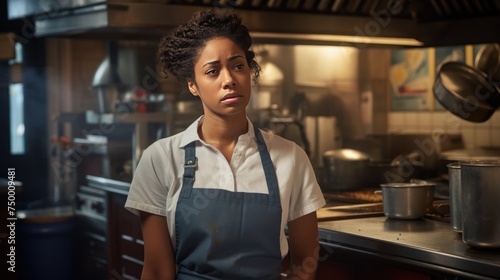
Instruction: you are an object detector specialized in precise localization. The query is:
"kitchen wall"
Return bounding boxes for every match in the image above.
[47,39,499,152]
[388,111,500,149]
[260,43,499,151]
[257,44,388,140]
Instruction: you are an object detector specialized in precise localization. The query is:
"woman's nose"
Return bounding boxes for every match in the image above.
[222,69,236,89]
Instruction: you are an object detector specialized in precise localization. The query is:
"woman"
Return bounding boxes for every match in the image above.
[125,9,326,280]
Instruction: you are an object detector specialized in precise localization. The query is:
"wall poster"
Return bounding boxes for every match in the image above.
[389,48,430,111]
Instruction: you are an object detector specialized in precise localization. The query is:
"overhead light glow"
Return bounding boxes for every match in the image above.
[250,32,424,47]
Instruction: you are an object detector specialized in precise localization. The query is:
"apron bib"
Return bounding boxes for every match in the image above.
[174,127,282,280]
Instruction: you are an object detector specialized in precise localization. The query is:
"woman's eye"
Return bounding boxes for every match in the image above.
[234,64,244,70]
[206,69,219,76]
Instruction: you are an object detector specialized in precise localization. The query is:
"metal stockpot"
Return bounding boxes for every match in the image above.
[322,149,370,191]
[378,182,435,220]
[447,162,462,233]
[461,161,500,248]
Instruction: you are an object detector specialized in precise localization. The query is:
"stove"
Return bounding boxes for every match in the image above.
[75,185,108,280]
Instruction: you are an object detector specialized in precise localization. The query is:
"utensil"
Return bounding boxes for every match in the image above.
[433,62,500,123]
[461,160,500,248]
[322,149,370,191]
[447,162,462,233]
[377,182,436,220]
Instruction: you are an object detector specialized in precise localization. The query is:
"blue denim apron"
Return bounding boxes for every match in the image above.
[174,127,282,280]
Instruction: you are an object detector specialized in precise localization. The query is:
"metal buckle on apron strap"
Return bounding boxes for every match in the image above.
[183,157,198,182]
[184,158,197,168]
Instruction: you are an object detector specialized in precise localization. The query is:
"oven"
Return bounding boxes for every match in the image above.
[75,185,108,280]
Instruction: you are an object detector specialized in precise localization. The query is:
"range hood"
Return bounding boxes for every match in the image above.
[7,0,500,47]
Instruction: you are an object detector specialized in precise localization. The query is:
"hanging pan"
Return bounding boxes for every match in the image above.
[474,43,500,83]
[433,61,500,123]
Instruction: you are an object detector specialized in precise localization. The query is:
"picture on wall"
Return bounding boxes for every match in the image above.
[389,48,430,111]
[434,46,466,110]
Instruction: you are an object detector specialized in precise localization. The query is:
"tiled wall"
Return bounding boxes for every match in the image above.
[388,111,500,149]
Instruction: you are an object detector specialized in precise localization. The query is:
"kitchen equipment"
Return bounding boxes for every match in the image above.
[74,182,109,279]
[323,149,370,191]
[92,41,127,114]
[447,162,462,233]
[17,207,75,280]
[474,43,500,83]
[433,61,500,123]
[378,182,436,219]
[438,148,500,174]
[460,161,500,249]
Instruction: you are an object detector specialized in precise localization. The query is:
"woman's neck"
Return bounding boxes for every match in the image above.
[199,113,248,145]
[198,112,248,162]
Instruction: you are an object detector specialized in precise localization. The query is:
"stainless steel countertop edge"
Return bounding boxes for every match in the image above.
[318,217,500,279]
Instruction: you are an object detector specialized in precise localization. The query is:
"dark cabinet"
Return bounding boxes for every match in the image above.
[107,192,144,279]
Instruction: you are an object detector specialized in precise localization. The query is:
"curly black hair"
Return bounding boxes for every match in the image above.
[157,9,261,86]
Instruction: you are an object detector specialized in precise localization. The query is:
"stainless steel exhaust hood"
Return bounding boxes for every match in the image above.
[7,0,500,47]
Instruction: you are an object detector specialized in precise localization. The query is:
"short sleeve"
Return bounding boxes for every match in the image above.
[125,144,168,217]
[287,144,326,221]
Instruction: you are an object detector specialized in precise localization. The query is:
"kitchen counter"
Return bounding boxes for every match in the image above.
[318,217,500,279]
[84,175,500,278]
[86,174,130,195]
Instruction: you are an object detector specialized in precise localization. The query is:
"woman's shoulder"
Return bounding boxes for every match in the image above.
[143,130,186,157]
[259,129,307,157]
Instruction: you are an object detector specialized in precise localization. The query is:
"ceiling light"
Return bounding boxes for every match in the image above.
[250,32,424,47]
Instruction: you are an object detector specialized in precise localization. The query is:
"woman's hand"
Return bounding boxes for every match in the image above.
[284,212,320,280]
[140,212,176,280]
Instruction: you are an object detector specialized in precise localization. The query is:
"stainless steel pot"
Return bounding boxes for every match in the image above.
[433,61,500,123]
[322,149,370,191]
[461,161,500,248]
[378,182,435,220]
[447,162,462,233]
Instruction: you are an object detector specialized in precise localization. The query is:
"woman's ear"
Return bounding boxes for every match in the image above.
[187,80,198,96]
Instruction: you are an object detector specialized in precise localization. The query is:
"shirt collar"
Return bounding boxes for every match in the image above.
[179,115,256,148]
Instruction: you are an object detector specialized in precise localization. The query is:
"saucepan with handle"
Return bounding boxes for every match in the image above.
[375,180,436,220]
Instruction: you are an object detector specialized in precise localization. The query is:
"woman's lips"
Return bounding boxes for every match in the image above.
[221,93,242,104]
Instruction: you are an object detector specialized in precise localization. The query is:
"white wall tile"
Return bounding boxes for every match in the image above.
[388,112,405,127]
[475,128,492,148]
[405,112,419,126]
[476,118,492,129]
[490,112,500,128]
[461,127,476,149]
[419,112,432,128]
[492,128,500,147]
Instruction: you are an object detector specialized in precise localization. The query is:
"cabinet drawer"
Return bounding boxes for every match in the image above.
[121,255,144,279]
[120,234,144,261]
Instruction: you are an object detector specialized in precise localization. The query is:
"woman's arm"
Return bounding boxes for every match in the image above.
[285,211,320,280]
[140,211,176,280]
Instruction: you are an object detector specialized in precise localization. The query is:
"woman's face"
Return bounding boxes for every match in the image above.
[188,37,252,118]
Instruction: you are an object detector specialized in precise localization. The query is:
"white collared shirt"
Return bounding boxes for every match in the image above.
[125,116,326,257]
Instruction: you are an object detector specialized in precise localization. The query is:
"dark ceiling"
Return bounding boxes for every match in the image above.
[174,0,500,22]
[5,0,500,47]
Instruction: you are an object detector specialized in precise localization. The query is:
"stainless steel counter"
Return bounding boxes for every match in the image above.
[86,175,130,196]
[318,217,500,279]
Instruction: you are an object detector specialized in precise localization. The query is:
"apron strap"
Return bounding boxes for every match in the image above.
[181,142,197,195]
[254,127,280,205]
